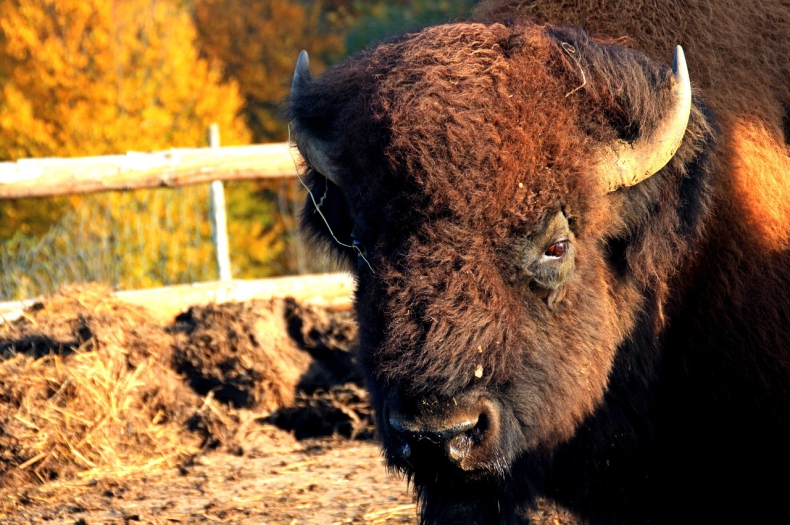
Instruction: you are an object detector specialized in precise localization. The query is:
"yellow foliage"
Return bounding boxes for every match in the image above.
[0,0,250,159]
[81,187,219,291]
[1,186,219,300]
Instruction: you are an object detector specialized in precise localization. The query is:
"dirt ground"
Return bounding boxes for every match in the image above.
[1,428,580,525]
[0,285,581,525]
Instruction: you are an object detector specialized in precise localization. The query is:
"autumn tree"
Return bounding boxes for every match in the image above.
[0,0,250,158]
[0,0,251,234]
[193,0,345,143]
[184,0,347,284]
[0,0,472,299]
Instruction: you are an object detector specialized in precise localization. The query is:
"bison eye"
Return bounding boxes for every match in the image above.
[545,241,567,258]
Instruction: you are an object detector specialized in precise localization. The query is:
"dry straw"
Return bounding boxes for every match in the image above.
[0,285,202,511]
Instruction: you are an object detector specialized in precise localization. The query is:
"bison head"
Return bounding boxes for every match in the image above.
[290,20,711,523]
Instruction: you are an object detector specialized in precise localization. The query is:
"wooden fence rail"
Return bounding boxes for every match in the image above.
[0,142,302,199]
[0,273,354,325]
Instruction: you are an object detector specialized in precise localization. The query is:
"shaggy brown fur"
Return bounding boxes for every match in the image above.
[290,3,790,524]
[476,1,790,133]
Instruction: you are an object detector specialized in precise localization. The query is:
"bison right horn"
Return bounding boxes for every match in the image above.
[598,46,692,193]
[290,50,344,188]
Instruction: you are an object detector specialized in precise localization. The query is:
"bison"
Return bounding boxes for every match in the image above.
[288,1,790,523]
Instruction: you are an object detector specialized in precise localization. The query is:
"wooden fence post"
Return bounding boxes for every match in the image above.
[208,124,232,281]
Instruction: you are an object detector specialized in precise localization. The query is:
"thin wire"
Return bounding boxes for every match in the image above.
[562,42,587,97]
[287,122,375,273]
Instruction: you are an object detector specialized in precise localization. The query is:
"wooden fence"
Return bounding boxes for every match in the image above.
[0,137,355,325]
[0,141,298,199]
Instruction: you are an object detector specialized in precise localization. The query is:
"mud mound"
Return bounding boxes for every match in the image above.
[170,299,314,412]
[0,284,164,362]
[284,298,361,393]
[269,382,375,440]
[0,284,586,525]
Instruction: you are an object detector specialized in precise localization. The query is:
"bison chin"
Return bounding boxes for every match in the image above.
[413,480,534,525]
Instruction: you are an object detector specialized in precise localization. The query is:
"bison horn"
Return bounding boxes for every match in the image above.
[291,50,313,97]
[290,50,344,188]
[599,46,692,193]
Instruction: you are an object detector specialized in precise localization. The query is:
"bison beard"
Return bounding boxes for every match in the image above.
[289,11,790,525]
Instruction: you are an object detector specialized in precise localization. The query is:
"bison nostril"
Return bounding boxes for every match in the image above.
[469,412,489,444]
[388,414,485,466]
[447,437,469,462]
[446,414,491,465]
[434,419,477,442]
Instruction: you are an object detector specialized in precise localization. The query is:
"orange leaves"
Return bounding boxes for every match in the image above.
[0,84,57,161]
[0,0,250,161]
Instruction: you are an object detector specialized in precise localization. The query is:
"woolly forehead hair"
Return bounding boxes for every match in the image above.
[359,21,600,231]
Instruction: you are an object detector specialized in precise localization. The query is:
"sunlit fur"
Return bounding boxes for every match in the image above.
[290,6,790,525]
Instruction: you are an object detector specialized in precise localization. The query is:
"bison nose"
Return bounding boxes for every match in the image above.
[389,417,476,443]
[388,414,485,466]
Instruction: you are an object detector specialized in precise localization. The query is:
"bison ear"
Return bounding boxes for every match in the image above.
[597,46,692,193]
[290,50,345,188]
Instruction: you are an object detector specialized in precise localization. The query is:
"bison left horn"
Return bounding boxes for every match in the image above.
[290,50,344,188]
[599,46,692,193]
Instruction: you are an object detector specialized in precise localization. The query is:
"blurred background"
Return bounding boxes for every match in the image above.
[0,0,476,300]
